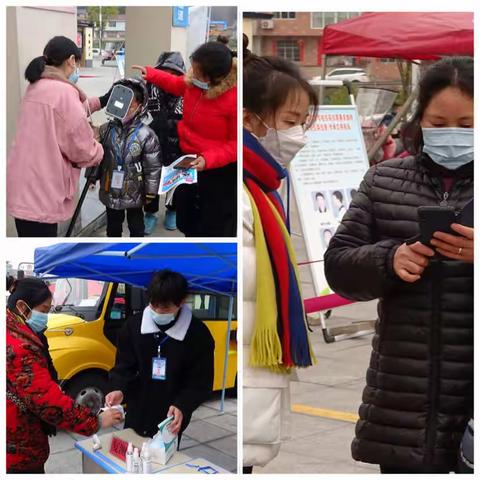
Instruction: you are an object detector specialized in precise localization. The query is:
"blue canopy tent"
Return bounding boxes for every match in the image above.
[34,242,237,412]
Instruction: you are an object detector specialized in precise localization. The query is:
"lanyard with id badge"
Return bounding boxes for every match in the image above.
[152,335,169,381]
[110,124,143,190]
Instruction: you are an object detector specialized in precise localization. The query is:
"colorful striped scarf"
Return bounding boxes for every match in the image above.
[244,129,315,373]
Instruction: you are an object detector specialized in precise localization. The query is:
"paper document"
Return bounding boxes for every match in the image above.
[159,155,198,195]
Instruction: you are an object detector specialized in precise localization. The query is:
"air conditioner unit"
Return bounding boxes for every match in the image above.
[260,20,274,29]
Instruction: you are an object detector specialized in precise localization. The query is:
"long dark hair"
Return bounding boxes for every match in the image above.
[190,41,236,85]
[402,56,473,154]
[243,34,318,128]
[25,35,81,84]
[7,277,52,312]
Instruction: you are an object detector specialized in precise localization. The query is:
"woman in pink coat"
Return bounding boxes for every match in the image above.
[7,36,108,237]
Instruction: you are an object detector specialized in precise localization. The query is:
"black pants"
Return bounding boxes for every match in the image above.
[106,208,144,237]
[15,218,57,237]
[243,466,253,474]
[175,183,201,236]
[175,163,237,237]
[197,163,237,237]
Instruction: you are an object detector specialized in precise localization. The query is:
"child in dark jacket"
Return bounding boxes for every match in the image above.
[99,78,161,237]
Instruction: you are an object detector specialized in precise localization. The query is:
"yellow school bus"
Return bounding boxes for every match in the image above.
[45,278,237,411]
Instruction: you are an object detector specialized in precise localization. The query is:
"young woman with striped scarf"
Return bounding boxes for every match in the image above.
[242,36,319,473]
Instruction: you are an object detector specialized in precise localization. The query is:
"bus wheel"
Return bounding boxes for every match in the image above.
[66,371,108,413]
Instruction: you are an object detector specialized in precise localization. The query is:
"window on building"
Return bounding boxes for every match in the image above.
[108,21,116,28]
[273,12,296,19]
[311,12,360,29]
[277,39,300,62]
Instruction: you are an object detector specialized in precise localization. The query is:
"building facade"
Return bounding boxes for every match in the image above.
[247,11,400,80]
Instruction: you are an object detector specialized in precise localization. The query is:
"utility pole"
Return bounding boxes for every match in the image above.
[99,6,102,52]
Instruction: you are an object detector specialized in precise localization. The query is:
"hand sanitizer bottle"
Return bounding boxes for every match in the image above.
[125,442,134,472]
[141,442,152,474]
[132,447,141,473]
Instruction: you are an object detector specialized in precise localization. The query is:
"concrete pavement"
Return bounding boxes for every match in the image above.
[45,394,237,474]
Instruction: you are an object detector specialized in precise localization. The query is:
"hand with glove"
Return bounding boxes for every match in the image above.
[99,86,114,109]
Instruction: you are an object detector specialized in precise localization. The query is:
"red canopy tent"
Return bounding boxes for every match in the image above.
[320,12,473,60]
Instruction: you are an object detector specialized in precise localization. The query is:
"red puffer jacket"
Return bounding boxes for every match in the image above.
[144,60,237,170]
[6,309,99,473]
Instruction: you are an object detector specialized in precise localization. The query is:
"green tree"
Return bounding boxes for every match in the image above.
[85,6,119,26]
[85,6,119,49]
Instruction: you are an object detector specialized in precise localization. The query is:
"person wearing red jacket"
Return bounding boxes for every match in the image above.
[6,278,123,473]
[133,41,237,237]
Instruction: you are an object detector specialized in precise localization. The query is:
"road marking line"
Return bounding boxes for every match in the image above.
[291,404,359,423]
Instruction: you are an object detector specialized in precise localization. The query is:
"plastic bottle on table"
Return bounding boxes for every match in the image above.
[125,442,134,472]
[132,447,141,473]
[141,442,152,474]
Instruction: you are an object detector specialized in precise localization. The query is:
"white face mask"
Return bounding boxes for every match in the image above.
[255,116,308,167]
[422,127,474,170]
[149,305,177,326]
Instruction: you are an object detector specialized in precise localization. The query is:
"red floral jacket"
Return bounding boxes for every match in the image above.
[6,309,99,472]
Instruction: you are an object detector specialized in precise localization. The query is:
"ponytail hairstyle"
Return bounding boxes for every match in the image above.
[25,35,81,84]
[7,277,52,313]
[190,41,236,86]
[243,34,318,129]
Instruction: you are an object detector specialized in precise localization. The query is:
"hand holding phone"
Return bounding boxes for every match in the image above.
[417,206,457,246]
[173,155,198,170]
[418,205,474,263]
[430,224,474,263]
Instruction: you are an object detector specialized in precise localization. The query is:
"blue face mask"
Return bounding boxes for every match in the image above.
[20,303,49,333]
[422,127,474,170]
[192,77,209,90]
[149,306,176,326]
[69,67,80,84]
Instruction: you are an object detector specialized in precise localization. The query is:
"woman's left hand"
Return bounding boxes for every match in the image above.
[190,156,206,171]
[430,224,474,263]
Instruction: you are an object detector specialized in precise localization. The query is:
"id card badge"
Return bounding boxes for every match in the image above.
[111,170,125,190]
[152,356,167,381]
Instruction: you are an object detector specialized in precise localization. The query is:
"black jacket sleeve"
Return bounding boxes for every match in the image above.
[324,166,402,301]
[108,318,139,393]
[173,322,215,416]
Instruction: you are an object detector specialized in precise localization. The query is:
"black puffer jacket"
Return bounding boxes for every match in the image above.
[147,52,185,166]
[324,154,473,472]
[99,78,161,210]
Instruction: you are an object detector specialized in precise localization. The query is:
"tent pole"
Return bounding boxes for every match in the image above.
[367,84,418,162]
[220,295,234,413]
[125,243,147,258]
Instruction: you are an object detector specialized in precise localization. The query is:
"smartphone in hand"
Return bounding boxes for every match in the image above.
[173,155,198,170]
[418,206,457,246]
